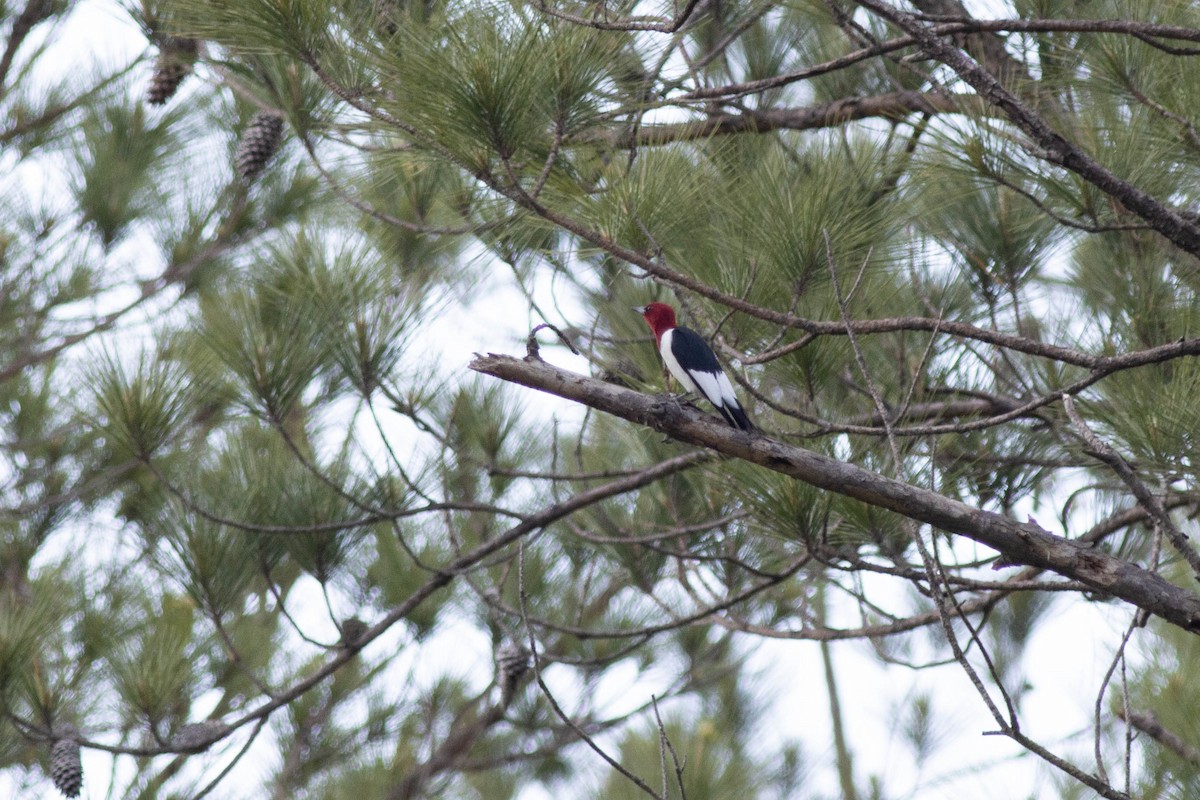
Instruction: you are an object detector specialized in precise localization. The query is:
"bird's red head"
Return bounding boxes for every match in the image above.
[635,302,677,343]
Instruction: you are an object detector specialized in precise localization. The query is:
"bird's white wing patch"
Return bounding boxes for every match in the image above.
[687,369,725,408]
[712,371,739,406]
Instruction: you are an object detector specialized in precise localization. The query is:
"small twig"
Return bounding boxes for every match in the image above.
[517,542,664,799]
[1121,643,1131,797]
[263,566,335,650]
[655,696,668,800]
[740,331,818,365]
[365,394,438,506]
[982,161,1151,233]
[651,695,687,800]
[1093,617,1139,784]
[1005,727,1131,800]
[527,323,581,360]
[825,234,896,463]
[530,122,566,201]
[191,716,269,800]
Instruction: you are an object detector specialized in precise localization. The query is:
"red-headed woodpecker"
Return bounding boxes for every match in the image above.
[635,302,753,431]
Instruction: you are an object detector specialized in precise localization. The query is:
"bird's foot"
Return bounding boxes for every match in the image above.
[660,392,697,413]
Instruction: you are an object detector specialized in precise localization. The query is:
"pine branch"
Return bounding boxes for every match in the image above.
[0,0,57,92]
[1117,709,1200,765]
[469,352,1200,636]
[1062,395,1200,579]
[682,18,1200,101]
[531,0,706,33]
[473,161,1200,371]
[578,91,974,148]
[907,0,1035,86]
[854,0,1200,257]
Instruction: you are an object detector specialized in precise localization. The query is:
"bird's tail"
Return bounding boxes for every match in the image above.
[719,402,754,432]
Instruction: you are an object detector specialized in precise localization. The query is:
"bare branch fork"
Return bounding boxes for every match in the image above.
[1062,394,1200,580]
[1117,709,1200,765]
[468,352,1200,635]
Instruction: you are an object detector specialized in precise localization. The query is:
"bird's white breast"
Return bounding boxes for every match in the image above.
[658,329,699,394]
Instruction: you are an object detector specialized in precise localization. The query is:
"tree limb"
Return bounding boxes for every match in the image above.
[469,352,1200,635]
[578,90,974,148]
[1117,709,1200,765]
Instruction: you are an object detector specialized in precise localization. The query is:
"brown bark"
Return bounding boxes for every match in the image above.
[469,352,1200,635]
[580,91,971,148]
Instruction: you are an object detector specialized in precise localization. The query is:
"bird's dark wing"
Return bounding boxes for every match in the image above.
[669,327,723,372]
[668,327,753,431]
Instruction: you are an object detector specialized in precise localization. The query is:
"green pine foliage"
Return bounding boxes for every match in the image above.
[8,0,1200,797]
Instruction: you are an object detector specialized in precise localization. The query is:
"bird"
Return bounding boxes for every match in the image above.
[635,302,753,431]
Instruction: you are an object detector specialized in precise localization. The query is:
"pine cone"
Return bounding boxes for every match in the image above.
[146,38,197,106]
[495,642,531,702]
[339,616,369,648]
[170,720,229,753]
[49,736,82,798]
[374,0,400,35]
[236,111,285,183]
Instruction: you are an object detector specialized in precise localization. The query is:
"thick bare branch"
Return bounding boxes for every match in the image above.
[469,353,1200,635]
